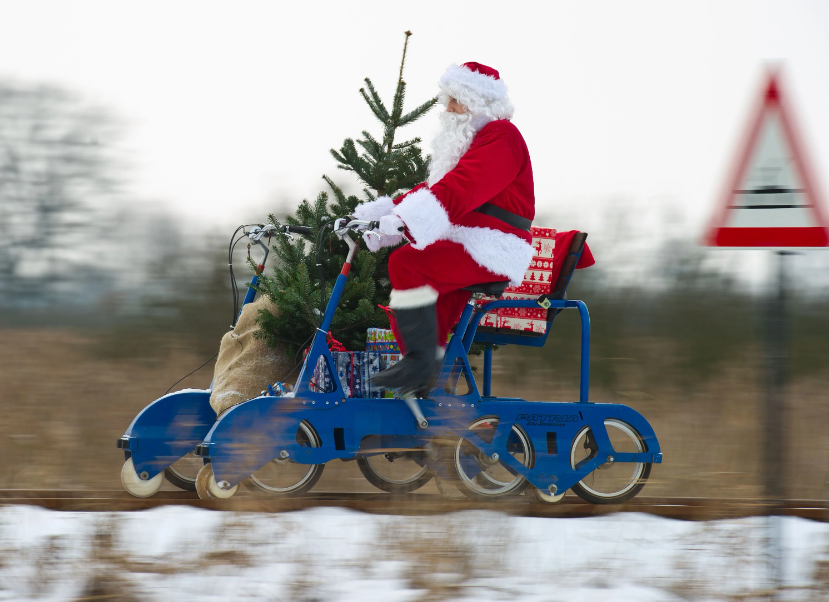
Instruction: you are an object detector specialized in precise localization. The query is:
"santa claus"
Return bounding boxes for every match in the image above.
[354,62,535,393]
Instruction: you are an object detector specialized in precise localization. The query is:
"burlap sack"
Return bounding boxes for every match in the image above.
[209,296,292,416]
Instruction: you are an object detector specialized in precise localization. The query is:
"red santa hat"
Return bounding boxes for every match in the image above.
[439,62,509,103]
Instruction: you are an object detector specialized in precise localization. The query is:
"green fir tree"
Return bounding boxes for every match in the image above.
[254,31,437,356]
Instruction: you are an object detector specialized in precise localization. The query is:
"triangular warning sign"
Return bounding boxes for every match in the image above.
[706,72,829,247]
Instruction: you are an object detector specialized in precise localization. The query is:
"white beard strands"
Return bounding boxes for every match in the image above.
[426,111,479,186]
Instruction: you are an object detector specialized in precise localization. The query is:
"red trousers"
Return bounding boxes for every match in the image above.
[388,240,503,353]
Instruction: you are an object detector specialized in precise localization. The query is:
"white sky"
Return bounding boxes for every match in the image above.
[2,0,829,286]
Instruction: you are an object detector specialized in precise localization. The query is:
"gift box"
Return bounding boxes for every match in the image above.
[477,227,556,334]
[379,353,402,398]
[366,328,400,353]
[330,351,384,398]
[312,350,397,397]
[311,355,334,393]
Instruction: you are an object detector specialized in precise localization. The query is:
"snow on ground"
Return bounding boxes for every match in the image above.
[0,506,827,601]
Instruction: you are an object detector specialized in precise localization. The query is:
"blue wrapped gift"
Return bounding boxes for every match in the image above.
[331,351,383,398]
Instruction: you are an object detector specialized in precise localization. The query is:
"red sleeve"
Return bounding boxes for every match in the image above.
[429,122,522,221]
[391,122,525,249]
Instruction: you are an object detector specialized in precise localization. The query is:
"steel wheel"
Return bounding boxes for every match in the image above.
[452,417,533,499]
[357,450,434,494]
[570,419,651,504]
[246,421,325,496]
[163,451,202,491]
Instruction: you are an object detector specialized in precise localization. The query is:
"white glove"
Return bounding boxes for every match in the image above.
[362,231,403,252]
[379,214,405,236]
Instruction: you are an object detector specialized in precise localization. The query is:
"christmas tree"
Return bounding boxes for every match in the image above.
[254,31,437,356]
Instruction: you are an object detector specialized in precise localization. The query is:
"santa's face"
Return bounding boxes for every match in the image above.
[446,96,467,114]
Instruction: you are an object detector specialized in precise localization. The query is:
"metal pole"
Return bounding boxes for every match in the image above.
[483,346,492,397]
[764,250,790,596]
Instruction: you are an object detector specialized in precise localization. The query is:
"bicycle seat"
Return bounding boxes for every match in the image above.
[463,280,510,297]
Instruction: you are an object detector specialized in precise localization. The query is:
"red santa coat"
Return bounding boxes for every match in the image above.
[357,119,536,285]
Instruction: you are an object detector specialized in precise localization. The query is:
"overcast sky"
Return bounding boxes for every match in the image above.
[2,0,829,285]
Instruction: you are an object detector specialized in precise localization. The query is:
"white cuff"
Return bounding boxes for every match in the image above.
[390,285,439,309]
[393,188,451,249]
[354,195,395,222]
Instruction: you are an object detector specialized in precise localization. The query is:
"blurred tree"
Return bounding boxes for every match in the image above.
[255,31,437,355]
[0,81,123,306]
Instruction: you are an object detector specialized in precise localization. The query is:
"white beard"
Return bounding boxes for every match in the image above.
[426,112,481,186]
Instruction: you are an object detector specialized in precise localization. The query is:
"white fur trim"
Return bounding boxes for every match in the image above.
[390,285,439,309]
[440,64,508,102]
[354,195,395,221]
[444,226,535,286]
[393,188,451,250]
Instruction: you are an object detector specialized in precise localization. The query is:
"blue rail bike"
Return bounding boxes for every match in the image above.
[184,219,662,503]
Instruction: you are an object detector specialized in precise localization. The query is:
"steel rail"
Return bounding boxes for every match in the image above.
[0,491,827,522]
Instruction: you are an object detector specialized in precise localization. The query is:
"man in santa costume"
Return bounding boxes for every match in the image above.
[354,62,535,394]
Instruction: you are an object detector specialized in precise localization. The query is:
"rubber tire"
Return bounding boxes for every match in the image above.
[525,485,566,504]
[356,455,434,494]
[164,466,197,492]
[195,463,238,500]
[570,420,652,505]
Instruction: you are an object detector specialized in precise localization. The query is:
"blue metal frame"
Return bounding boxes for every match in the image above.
[120,229,662,496]
[119,389,215,479]
[468,299,592,402]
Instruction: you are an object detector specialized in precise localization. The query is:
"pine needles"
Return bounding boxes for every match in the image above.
[254,32,437,355]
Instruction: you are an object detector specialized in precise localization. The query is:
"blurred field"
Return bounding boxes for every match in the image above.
[2,318,827,500]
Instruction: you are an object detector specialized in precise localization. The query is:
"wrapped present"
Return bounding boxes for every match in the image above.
[477,227,556,334]
[360,352,383,398]
[380,352,401,370]
[380,353,402,398]
[366,327,400,353]
[313,350,399,398]
[311,354,334,393]
[329,351,383,398]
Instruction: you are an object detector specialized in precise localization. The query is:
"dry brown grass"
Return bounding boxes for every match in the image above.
[1,327,827,500]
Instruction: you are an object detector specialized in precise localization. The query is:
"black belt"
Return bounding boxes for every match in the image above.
[473,202,532,232]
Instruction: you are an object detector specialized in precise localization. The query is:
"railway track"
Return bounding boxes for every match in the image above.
[0,490,826,521]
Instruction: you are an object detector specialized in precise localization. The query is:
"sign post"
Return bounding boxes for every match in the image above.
[705,69,829,597]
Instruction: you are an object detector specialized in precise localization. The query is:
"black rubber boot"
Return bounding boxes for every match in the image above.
[371,303,438,394]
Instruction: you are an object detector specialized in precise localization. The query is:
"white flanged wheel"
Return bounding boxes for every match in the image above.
[121,457,164,498]
[569,419,651,504]
[451,417,533,500]
[195,463,238,500]
[525,485,566,504]
[245,421,325,496]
